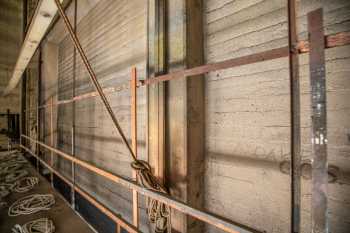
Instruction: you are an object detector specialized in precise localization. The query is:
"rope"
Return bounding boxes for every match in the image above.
[5,170,28,183]
[54,2,172,231]
[0,163,22,175]
[0,151,27,164]
[8,194,55,216]
[131,160,170,232]
[12,177,39,193]
[12,218,55,233]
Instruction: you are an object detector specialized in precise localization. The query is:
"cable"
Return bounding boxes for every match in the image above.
[12,177,39,193]
[12,218,55,233]
[8,194,55,216]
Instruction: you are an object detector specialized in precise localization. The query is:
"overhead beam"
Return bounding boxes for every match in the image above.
[3,0,63,96]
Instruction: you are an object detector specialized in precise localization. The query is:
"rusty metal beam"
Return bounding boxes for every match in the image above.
[16,30,346,113]
[287,0,301,232]
[21,134,261,233]
[308,9,328,233]
[24,30,350,113]
[298,31,350,53]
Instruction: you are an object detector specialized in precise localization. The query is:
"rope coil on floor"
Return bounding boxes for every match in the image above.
[12,177,39,193]
[8,194,55,216]
[0,152,27,164]
[0,163,22,175]
[12,218,55,233]
[5,170,28,183]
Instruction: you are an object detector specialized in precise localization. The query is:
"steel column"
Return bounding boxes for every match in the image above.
[308,8,328,233]
[287,0,301,232]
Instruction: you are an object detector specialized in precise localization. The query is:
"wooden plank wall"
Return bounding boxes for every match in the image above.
[203,0,350,233]
[52,0,149,231]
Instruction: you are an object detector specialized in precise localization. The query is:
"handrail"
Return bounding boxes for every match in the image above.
[21,134,261,233]
[20,144,139,233]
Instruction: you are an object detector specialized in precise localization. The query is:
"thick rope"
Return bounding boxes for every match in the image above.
[5,170,28,183]
[8,194,55,216]
[12,218,55,233]
[12,177,39,193]
[131,160,170,232]
[53,2,172,231]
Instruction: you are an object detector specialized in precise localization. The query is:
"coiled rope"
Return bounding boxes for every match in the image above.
[12,177,39,193]
[0,152,27,164]
[8,194,55,216]
[12,218,55,233]
[5,170,28,183]
[0,163,22,175]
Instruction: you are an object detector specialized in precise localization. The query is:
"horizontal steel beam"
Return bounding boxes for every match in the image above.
[22,30,349,111]
[21,134,261,233]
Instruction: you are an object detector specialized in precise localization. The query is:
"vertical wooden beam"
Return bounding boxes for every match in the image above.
[308,9,328,233]
[287,0,301,232]
[148,0,167,182]
[131,67,139,228]
[164,0,204,232]
[148,2,167,231]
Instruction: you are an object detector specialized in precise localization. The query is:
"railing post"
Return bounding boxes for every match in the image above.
[287,0,301,232]
[50,96,54,188]
[131,67,139,228]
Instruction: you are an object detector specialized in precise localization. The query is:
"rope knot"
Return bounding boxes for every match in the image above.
[130,159,171,232]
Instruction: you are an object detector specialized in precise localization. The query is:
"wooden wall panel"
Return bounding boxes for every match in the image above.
[204,0,350,233]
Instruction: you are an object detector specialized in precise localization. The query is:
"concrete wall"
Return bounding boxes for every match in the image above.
[46,0,149,231]
[0,1,22,131]
[203,0,350,232]
[32,0,350,232]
